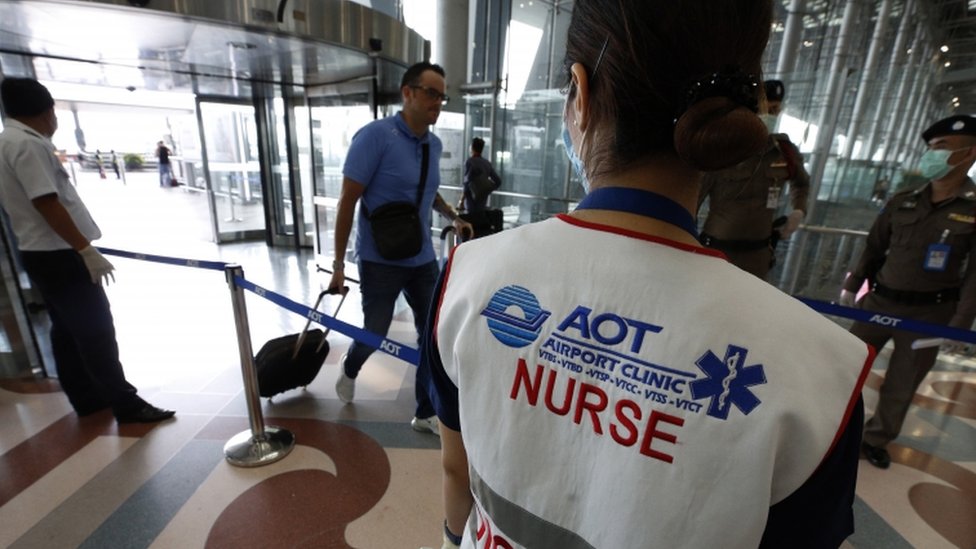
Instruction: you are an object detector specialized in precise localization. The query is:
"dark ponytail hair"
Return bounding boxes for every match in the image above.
[563,0,773,175]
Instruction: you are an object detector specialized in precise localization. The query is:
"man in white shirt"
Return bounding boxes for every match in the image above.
[0,77,174,423]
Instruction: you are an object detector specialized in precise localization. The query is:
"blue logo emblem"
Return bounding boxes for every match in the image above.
[689,345,767,420]
[482,286,551,348]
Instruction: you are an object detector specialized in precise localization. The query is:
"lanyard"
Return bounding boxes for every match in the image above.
[574,187,699,239]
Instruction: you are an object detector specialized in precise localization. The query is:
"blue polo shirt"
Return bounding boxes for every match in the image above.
[343,112,442,266]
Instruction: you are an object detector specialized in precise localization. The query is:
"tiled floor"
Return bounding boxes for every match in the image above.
[1,170,974,548]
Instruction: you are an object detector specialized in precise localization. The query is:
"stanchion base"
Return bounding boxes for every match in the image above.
[223,426,295,467]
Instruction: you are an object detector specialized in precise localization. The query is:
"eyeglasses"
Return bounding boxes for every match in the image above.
[410,85,450,105]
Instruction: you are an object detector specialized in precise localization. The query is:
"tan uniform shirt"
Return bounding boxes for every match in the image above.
[844,179,976,329]
[699,134,810,240]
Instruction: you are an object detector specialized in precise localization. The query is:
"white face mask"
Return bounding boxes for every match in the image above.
[759,114,779,133]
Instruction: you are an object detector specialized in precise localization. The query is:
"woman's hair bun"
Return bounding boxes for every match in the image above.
[673,96,769,171]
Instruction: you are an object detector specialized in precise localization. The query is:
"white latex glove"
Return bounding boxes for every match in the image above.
[778,209,805,239]
[78,246,115,285]
[838,289,856,308]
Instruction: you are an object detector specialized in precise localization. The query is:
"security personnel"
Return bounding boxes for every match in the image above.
[840,114,976,469]
[698,79,810,279]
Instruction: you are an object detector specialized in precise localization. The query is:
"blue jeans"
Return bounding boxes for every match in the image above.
[158,163,173,186]
[344,259,438,418]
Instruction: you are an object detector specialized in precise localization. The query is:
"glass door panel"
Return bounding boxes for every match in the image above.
[309,103,374,261]
[199,101,266,242]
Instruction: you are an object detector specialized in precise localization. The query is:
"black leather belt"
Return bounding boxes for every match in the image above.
[700,232,771,251]
[871,282,959,306]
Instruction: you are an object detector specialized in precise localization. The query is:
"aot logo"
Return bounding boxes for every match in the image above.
[869,314,901,327]
[481,286,551,348]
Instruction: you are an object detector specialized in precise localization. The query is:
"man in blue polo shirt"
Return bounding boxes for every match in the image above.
[327,62,472,435]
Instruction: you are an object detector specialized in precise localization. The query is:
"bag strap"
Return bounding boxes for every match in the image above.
[415,143,430,206]
[363,142,430,217]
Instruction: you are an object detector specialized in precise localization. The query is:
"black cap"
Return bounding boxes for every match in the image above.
[921,114,976,142]
[764,80,785,102]
[1,78,55,118]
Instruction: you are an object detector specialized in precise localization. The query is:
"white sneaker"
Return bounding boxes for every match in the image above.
[411,415,440,436]
[335,354,355,403]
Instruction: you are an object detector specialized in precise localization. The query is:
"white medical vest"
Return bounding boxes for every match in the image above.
[434,215,872,549]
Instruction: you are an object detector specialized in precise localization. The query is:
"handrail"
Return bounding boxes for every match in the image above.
[799,225,869,237]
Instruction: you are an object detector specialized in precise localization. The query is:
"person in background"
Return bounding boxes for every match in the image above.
[420,1,872,548]
[840,114,976,470]
[95,148,106,179]
[327,62,473,436]
[697,79,810,280]
[110,149,121,179]
[0,77,175,423]
[458,137,501,214]
[156,140,173,187]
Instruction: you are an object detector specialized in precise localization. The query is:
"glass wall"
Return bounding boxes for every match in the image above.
[453,0,962,303]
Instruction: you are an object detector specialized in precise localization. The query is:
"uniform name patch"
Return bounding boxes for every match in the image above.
[948,213,975,223]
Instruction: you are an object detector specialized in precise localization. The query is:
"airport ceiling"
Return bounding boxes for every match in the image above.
[0,0,426,101]
[926,0,976,112]
[0,0,973,113]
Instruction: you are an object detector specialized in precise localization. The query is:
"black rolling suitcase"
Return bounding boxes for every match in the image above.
[255,287,347,399]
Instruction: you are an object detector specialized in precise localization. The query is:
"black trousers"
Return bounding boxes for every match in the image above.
[20,249,140,415]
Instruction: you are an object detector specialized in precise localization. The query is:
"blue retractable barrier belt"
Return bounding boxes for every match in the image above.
[97,245,976,360]
[97,247,230,271]
[794,296,976,344]
[233,276,420,365]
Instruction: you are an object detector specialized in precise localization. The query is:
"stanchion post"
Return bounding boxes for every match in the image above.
[222,264,295,467]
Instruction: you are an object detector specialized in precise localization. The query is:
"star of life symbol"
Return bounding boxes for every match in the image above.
[690,345,767,420]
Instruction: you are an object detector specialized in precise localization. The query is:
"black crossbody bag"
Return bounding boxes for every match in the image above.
[363,143,430,260]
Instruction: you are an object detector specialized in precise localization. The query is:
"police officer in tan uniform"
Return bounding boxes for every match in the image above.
[840,114,976,469]
[698,80,810,279]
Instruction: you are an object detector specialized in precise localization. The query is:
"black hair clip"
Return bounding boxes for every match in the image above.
[680,69,761,119]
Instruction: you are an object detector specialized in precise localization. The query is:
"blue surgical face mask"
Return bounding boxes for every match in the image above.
[918,148,966,181]
[562,124,589,193]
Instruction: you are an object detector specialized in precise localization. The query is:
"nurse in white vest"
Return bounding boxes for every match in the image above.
[420,1,874,548]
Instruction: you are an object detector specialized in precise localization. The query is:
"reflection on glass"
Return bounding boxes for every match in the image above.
[200,102,266,238]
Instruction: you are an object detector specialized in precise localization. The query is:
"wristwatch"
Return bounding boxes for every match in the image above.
[332,259,344,271]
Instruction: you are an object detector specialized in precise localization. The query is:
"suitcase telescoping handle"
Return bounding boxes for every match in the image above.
[292,286,349,360]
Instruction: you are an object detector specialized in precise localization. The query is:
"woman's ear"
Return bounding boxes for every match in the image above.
[569,62,590,133]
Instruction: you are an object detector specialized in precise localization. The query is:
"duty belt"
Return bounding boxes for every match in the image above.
[871,282,960,306]
[700,232,771,251]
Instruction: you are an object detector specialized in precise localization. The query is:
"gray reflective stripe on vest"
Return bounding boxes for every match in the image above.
[469,467,595,549]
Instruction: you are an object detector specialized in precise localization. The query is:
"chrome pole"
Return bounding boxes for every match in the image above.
[222,264,295,467]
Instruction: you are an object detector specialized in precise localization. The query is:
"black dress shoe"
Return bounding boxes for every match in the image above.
[116,403,176,424]
[862,442,891,469]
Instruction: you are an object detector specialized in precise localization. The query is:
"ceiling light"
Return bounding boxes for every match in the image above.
[945,61,952,67]
[803,40,814,47]
[940,45,949,53]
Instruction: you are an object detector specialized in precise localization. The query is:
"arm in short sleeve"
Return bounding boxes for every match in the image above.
[844,205,892,292]
[341,124,383,188]
[488,162,502,191]
[949,223,976,329]
[10,137,61,200]
[777,137,810,214]
[419,264,460,431]
[759,396,864,549]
